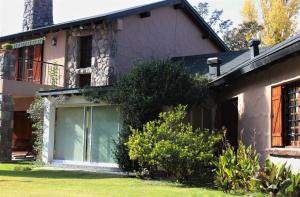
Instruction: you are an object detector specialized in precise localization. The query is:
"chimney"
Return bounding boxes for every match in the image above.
[249,39,261,58]
[23,0,53,31]
[207,57,221,77]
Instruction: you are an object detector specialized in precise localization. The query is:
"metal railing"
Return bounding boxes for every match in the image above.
[16,58,64,87]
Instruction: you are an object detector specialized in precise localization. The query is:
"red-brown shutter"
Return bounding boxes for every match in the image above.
[32,45,42,84]
[271,86,283,147]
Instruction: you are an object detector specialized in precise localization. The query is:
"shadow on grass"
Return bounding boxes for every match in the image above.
[0,169,124,180]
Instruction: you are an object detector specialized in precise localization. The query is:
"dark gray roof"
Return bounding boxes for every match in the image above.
[0,0,228,51]
[211,34,300,86]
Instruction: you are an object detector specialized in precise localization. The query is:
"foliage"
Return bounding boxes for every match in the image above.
[0,43,13,50]
[260,0,300,46]
[255,160,293,196]
[241,0,258,23]
[194,2,233,35]
[215,140,260,192]
[27,96,45,165]
[14,165,32,172]
[84,59,212,172]
[127,105,222,183]
[223,22,263,50]
[286,172,300,197]
[48,63,59,88]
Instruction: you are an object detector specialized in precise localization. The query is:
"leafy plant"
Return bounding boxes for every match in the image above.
[27,96,45,165]
[0,43,13,50]
[127,105,222,183]
[255,160,292,197]
[286,172,300,197]
[215,140,260,192]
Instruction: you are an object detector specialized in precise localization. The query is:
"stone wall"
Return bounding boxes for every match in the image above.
[0,51,16,80]
[65,23,117,88]
[23,0,53,31]
[0,94,13,162]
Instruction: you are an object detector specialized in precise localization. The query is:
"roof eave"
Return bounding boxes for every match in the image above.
[210,37,300,86]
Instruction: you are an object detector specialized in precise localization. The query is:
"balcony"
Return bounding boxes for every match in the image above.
[15,58,64,87]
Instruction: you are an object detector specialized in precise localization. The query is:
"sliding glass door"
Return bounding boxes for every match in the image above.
[91,106,120,163]
[54,107,85,161]
[54,105,120,164]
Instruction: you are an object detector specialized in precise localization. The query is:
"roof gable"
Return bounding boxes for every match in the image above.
[0,0,228,51]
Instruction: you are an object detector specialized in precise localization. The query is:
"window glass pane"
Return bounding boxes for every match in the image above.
[54,107,85,161]
[91,106,120,163]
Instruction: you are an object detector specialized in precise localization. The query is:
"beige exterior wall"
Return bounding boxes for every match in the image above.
[0,79,49,97]
[114,6,220,73]
[222,54,300,169]
[14,97,34,111]
[43,31,66,87]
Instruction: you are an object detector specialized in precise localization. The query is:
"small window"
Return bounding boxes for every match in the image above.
[79,36,92,69]
[285,84,300,146]
[271,83,300,147]
[78,74,91,88]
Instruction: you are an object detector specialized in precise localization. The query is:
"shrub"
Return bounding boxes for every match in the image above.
[84,59,212,172]
[27,96,45,165]
[0,43,13,50]
[286,172,300,197]
[214,141,260,192]
[127,105,222,183]
[255,160,293,197]
[14,166,32,172]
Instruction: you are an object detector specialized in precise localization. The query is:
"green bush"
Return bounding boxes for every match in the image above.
[27,96,45,165]
[255,160,294,197]
[14,166,32,172]
[0,43,13,50]
[286,172,300,197]
[127,105,222,183]
[84,59,212,172]
[214,141,260,192]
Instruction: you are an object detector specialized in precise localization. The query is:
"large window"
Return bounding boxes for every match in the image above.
[15,45,42,84]
[272,83,300,147]
[54,105,120,163]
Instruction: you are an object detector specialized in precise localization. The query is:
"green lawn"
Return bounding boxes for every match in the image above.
[0,163,243,197]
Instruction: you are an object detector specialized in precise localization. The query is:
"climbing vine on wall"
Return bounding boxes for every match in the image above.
[27,96,45,165]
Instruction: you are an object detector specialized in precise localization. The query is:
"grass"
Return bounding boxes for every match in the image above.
[0,162,245,197]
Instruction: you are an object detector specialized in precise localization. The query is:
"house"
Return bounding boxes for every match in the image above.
[177,36,300,171]
[2,0,299,172]
[0,0,227,166]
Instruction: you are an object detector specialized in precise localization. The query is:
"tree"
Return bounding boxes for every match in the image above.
[242,0,258,23]
[241,0,261,42]
[260,0,300,45]
[223,22,263,51]
[195,2,233,34]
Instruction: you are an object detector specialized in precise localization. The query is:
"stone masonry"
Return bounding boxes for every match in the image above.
[0,95,14,162]
[0,50,16,80]
[0,51,15,162]
[23,0,53,31]
[65,22,117,88]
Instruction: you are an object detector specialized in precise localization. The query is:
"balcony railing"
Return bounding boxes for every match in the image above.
[16,58,64,87]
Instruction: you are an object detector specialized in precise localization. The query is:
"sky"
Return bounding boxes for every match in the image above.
[0,0,298,37]
[0,0,245,36]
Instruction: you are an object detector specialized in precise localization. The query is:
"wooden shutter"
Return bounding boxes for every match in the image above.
[271,86,283,147]
[32,45,42,84]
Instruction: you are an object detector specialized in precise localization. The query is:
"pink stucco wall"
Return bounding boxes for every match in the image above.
[222,54,300,169]
[43,31,66,87]
[114,6,221,73]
